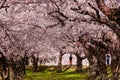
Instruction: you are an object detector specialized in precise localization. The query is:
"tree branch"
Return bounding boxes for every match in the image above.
[0,0,9,12]
[88,3,101,19]
[96,0,120,26]
[0,25,18,49]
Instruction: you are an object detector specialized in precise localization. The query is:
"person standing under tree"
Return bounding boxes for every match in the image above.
[106,53,111,66]
[69,54,73,65]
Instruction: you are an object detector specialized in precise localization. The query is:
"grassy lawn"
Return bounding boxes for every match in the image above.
[24,67,88,80]
[0,66,112,80]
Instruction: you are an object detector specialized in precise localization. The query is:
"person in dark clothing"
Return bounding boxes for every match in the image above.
[69,54,73,65]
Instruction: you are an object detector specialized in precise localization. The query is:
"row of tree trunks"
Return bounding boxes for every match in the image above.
[95,1,120,78]
[73,0,120,78]
[0,51,29,80]
[78,36,109,79]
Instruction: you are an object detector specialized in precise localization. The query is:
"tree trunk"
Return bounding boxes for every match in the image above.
[87,55,100,80]
[22,53,29,75]
[96,51,108,80]
[20,58,26,77]
[21,58,26,76]
[32,56,39,72]
[0,52,10,80]
[111,52,120,80]
[33,61,38,72]
[57,51,63,72]
[87,49,108,80]
[76,54,82,72]
[0,65,10,80]
[10,58,26,80]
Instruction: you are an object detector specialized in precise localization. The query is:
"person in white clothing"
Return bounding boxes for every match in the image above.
[105,53,111,66]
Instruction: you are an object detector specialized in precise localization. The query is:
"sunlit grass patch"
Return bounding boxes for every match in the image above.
[24,68,88,80]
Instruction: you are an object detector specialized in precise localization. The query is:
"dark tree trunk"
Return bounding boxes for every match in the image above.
[95,50,108,80]
[87,54,100,80]
[32,55,39,72]
[21,58,26,76]
[0,52,10,80]
[0,65,10,80]
[19,53,29,76]
[76,54,82,72]
[57,51,63,72]
[111,51,120,80]
[87,46,108,79]
[10,58,26,80]
[10,59,18,80]
[33,61,38,72]
[21,55,29,76]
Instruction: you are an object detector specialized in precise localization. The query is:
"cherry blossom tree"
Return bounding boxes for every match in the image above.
[0,0,120,80]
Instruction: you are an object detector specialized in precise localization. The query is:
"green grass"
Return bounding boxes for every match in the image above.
[0,66,112,80]
[24,69,88,80]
